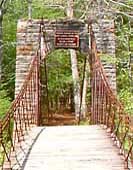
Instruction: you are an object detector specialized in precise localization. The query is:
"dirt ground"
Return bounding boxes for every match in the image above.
[43,110,77,126]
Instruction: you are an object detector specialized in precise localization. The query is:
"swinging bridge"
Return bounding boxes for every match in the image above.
[0,19,133,170]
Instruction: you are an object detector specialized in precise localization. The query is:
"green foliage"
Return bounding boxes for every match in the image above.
[116,67,130,90]
[31,0,65,19]
[2,0,28,99]
[118,89,133,115]
[115,10,133,114]
[79,119,90,125]
[100,54,117,64]
[47,50,72,100]
[32,6,65,19]
[2,17,16,99]
[0,90,11,118]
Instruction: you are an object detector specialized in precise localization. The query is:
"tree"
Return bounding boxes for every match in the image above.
[81,56,90,118]
[1,0,29,99]
[67,0,82,119]
[0,0,8,81]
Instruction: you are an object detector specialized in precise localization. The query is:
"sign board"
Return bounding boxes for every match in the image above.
[55,30,79,49]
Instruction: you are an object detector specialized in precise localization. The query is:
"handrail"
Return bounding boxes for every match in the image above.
[90,25,133,169]
[0,55,40,169]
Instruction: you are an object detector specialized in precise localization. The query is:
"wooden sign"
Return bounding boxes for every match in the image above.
[55,30,79,49]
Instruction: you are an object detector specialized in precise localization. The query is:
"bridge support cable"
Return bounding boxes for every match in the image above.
[36,51,41,126]
[90,22,133,169]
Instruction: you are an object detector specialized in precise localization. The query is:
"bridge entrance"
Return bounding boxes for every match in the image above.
[16,19,90,125]
[40,49,90,126]
[36,19,90,125]
[16,18,116,125]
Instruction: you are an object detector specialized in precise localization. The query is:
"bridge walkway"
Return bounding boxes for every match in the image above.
[22,125,125,170]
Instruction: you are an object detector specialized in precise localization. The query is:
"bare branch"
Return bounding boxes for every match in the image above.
[0,0,5,7]
[79,0,94,20]
[114,10,133,19]
[105,0,133,10]
[0,0,8,8]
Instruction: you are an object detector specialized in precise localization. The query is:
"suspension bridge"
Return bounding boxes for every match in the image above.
[0,19,133,170]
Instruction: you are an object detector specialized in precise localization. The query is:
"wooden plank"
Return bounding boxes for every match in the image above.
[22,125,126,170]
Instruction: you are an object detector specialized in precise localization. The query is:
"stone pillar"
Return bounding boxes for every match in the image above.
[92,20,116,93]
[15,20,40,96]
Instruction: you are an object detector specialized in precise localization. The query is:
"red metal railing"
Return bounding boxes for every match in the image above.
[90,25,133,169]
[0,55,40,169]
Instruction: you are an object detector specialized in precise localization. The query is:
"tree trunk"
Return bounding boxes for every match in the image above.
[67,0,81,117]
[81,58,90,118]
[67,0,73,18]
[28,0,32,20]
[70,49,81,117]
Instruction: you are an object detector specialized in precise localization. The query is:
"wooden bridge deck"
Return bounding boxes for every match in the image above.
[21,125,126,170]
